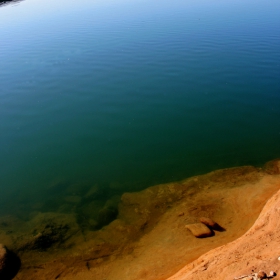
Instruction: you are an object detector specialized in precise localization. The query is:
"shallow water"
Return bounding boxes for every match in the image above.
[0,0,280,223]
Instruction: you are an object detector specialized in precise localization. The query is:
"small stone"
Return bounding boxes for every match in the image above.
[0,244,21,279]
[269,271,276,276]
[199,217,217,228]
[257,270,267,279]
[178,212,184,217]
[278,256,280,261]
[185,223,213,238]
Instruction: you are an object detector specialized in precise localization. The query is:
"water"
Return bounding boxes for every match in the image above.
[0,0,280,221]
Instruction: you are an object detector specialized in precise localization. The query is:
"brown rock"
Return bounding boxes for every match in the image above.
[199,217,217,228]
[185,223,213,238]
[257,270,267,279]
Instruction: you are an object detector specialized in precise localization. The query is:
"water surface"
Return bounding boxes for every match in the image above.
[0,0,280,221]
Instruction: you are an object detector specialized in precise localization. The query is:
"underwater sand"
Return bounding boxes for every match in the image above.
[1,159,279,280]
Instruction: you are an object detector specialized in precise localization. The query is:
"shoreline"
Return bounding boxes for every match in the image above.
[1,159,280,280]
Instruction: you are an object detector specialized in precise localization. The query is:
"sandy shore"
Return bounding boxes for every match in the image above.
[168,184,280,280]
[2,159,280,280]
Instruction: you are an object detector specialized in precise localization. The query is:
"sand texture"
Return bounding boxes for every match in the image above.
[168,167,280,280]
[1,159,279,280]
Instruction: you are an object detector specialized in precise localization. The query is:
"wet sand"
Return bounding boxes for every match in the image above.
[2,159,280,280]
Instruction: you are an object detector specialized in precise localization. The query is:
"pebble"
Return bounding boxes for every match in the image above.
[199,217,217,228]
[278,256,280,261]
[269,271,276,277]
[257,271,267,279]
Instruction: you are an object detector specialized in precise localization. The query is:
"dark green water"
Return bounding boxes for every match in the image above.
[0,0,279,220]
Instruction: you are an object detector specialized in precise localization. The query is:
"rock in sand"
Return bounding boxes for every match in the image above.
[0,243,21,279]
[257,270,267,279]
[185,223,212,238]
[199,217,217,228]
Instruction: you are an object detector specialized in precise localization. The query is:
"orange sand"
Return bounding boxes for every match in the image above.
[8,159,280,280]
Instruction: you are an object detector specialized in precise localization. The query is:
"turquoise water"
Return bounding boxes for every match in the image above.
[0,0,280,220]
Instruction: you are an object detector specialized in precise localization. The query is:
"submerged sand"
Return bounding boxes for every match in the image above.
[1,159,280,280]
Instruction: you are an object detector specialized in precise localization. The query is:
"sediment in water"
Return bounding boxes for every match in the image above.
[0,159,280,280]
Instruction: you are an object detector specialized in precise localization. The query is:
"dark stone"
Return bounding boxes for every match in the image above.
[0,244,21,280]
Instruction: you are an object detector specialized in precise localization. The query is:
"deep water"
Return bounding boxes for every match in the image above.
[0,0,279,224]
